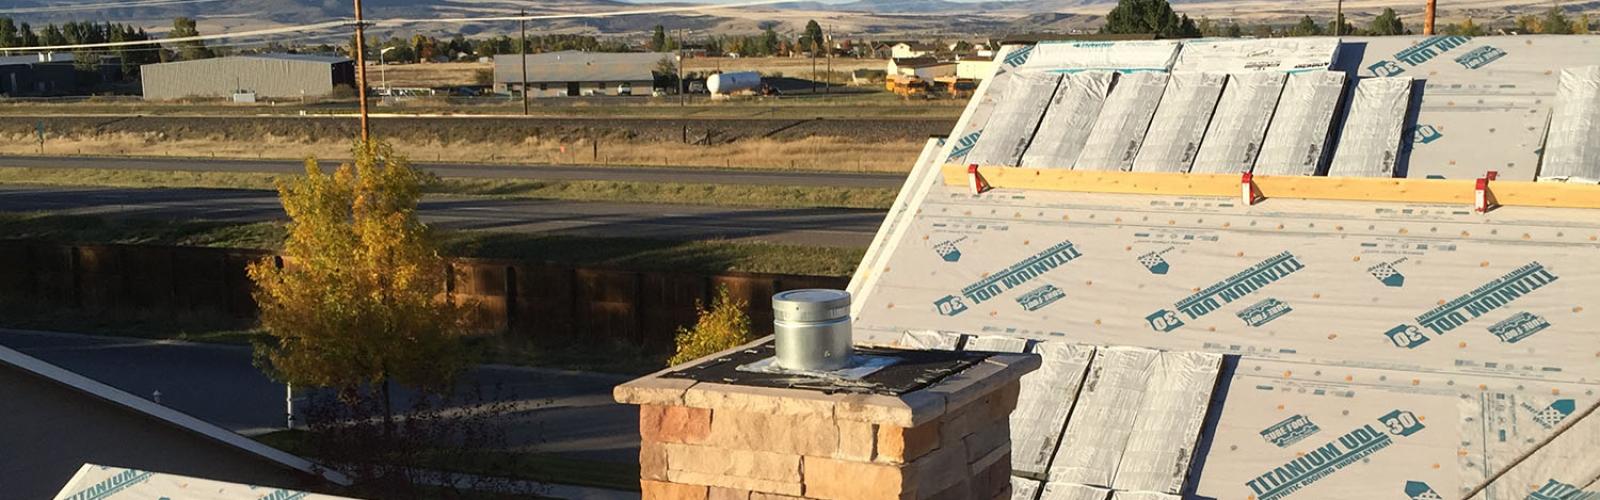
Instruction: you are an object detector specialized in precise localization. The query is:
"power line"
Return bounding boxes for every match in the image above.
[0,0,228,15]
[0,0,798,53]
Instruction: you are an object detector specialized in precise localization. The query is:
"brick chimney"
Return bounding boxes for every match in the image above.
[614,338,1038,500]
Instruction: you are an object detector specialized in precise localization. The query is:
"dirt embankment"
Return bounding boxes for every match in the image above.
[0,115,957,145]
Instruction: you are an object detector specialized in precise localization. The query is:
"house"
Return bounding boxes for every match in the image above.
[887,56,956,80]
[0,344,347,499]
[890,42,940,59]
[955,56,996,80]
[493,50,668,97]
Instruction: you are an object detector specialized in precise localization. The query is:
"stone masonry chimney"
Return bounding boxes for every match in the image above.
[613,338,1039,500]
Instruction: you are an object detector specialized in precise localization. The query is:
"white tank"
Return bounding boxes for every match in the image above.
[707,71,761,95]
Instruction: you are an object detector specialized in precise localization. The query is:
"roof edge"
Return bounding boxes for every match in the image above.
[0,343,352,486]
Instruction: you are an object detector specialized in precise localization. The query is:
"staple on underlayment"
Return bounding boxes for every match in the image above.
[1110,351,1224,494]
[1049,346,1160,487]
[1326,76,1413,178]
[1020,71,1114,169]
[1538,65,1600,184]
[964,71,1062,167]
[1131,72,1226,174]
[1190,72,1287,174]
[1254,71,1347,176]
[1075,72,1169,172]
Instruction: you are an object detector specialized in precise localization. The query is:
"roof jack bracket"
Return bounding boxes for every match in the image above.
[967,164,991,195]
[1475,170,1499,213]
[1241,172,1263,206]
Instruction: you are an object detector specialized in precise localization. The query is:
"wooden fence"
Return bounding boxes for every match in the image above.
[0,241,848,351]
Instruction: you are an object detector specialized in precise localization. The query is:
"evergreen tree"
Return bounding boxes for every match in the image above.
[1541,7,1574,34]
[1291,15,1324,36]
[649,24,667,51]
[0,18,20,47]
[1101,0,1201,37]
[169,17,212,60]
[803,19,824,53]
[1368,8,1407,35]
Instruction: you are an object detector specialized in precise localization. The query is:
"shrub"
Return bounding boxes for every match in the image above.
[668,286,752,366]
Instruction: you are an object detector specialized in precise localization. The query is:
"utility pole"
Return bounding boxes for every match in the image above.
[1423,0,1437,34]
[353,0,371,143]
[1336,0,1344,36]
[677,29,685,107]
[825,25,832,95]
[520,9,529,116]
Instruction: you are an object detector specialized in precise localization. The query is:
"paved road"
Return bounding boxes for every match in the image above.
[0,186,884,247]
[0,155,907,189]
[0,328,641,464]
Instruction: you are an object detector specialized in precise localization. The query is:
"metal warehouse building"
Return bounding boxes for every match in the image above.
[493,50,667,97]
[140,53,356,101]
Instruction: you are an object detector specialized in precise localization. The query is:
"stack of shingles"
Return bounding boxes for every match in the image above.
[897,331,1222,500]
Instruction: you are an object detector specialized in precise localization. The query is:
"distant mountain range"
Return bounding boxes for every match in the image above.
[0,0,1583,40]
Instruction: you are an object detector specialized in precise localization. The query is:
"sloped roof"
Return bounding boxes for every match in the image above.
[237,53,351,64]
[0,52,74,66]
[492,50,667,83]
[851,37,1600,500]
[0,343,349,498]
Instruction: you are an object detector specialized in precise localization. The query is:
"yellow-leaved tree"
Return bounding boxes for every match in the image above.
[249,141,465,431]
[668,286,752,366]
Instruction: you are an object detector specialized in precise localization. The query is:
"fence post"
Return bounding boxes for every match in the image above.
[504,265,518,337]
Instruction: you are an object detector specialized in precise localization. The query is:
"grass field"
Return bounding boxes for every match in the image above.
[0,134,927,173]
[0,212,866,277]
[0,91,966,119]
[0,166,896,209]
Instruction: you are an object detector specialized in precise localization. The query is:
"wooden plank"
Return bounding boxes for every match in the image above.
[944,164,1600,210]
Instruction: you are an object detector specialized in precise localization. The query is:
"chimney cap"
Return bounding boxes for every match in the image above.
[772,289,851,322]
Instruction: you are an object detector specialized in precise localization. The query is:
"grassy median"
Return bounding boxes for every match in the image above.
[0,167,895,209]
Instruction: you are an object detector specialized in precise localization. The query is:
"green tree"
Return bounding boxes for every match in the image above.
[1291,15,1325,36]
[169,17,212,60]
[1576,14,1593,34]
[802,19,824,53]
[1541,7,1574,34]
[759,26,780,55]
[668,286,752,366]
[1516,14,1541,33]
[1101,0,1201,37]
[1328,13,1356,35]
[649,24,667,51]
[1368,8,1408,35]
[0,18,20,47]
[249,141,468,434]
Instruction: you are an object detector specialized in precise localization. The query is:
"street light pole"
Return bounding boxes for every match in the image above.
[380,46,394,95]
[353,0,371,143]
[520,9,529,116]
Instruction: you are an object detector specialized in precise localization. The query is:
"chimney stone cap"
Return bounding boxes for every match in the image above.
[614,336,1039,428]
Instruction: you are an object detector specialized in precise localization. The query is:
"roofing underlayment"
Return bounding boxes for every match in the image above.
[850,36,1600,500]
